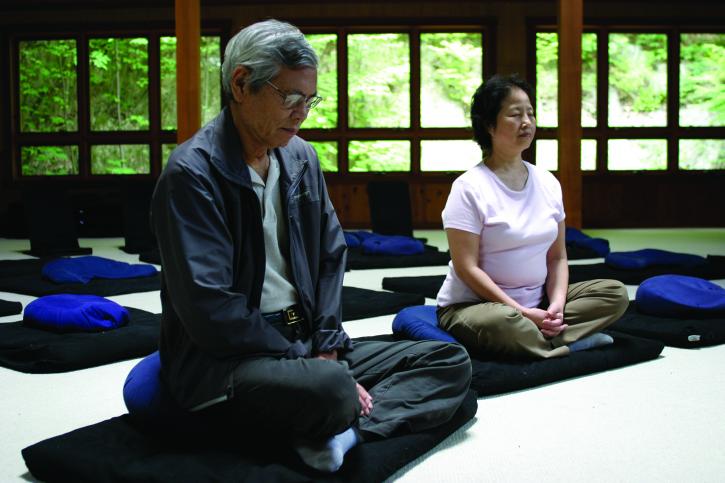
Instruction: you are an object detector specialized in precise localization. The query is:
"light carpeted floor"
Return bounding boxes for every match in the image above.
[1,228,724,482]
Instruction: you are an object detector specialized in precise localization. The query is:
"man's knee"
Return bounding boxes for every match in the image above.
[442,342,472,386]
[303,361,359,433]
[410,340,472,388]
[419,339,470,365]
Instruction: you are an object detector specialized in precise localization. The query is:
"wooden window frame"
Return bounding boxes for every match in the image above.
[296,18,496,182]
[7,22,227,182]
[527,18,725,175]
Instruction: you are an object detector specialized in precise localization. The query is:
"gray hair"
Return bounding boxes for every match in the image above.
[221,19,318,100]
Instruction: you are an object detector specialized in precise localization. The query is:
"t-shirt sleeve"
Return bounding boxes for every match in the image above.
[544,170,566,223]
[442,178,484,235]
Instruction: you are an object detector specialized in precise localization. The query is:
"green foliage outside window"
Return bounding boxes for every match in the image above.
[420,33,482,128]
[160,37,176,130]
[348,34,410,128]
[160,36,222,130]
[608,34,667,127]
[89,37,149,131]
[91,144,150,174]
[348,141,410,171]
[679,140,725,170]
[305,34,337,129]
[680,34,725,127]
[161,143,176,169]
[535,32,597,127]
[21,146,79,175]
[19,39,78,133]
[308,141,338,172]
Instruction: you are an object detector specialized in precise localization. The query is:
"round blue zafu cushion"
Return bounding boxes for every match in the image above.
[23,294,129,332]
[123,351,177,420]
[392,305,457,343]
[636,275,725,318]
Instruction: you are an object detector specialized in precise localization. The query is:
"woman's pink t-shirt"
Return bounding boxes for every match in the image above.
[436,161,565,309]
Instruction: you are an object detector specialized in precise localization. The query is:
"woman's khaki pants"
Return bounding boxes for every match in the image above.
[438,279,629,359]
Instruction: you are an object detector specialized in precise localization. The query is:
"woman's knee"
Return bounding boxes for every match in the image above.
[598,279,629,314]
[452,304,531,353]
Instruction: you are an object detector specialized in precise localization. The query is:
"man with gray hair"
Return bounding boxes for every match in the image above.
[152,19,471,473]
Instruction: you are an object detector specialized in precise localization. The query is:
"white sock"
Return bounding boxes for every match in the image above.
[568,333,614,352]
[294,427,360,473]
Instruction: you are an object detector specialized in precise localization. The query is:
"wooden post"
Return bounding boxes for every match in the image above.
[175,0,201,143]
[557,0,583,228]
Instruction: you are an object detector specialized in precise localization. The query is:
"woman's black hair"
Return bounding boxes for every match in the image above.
[470,74,534,157]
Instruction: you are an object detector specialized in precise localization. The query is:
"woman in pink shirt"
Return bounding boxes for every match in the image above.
[436,75,628,358]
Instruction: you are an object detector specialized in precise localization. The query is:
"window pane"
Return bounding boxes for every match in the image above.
[535,139,597,171]
[535,139,558,170]
[160,36,222,130]
[160,37,176,130]
[679,139,725,170]
[308,141,338,172]
[420,140,480,171]
[162,143,176,169]
[89,37,149,131]
[607,139,666,170]
[91,144,150,174]
[608,33,667,127]
[348,34,410,128]
[535,32,597,128]
[201,36,222,125]
[680,33,725,127]
[305,34,337,129]
[348,140,410,171]
[21,146,79,175]
[19,40,78,132]
[581,34,598,127]
[582,139,597,171]
[420,33,482,128]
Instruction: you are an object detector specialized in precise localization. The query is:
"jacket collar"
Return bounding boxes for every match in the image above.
[207,107,307,190]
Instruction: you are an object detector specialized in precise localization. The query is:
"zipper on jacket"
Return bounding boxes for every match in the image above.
[286,161,309,317]
[286,161,308,208]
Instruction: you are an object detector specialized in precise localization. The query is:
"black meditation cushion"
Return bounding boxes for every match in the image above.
[22,389,478,483]
[0,307,160,373]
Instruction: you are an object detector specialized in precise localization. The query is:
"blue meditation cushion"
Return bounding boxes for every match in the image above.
[605,249,706,270]
[362,235,425,256]
[23,294,129,332]
[123,351,176,420]
[352,231,377,241]
[565,227,610,257]
[636,275,725,318]
[42,256,158,284]
[344,231,362,248]
[392,305,458,343]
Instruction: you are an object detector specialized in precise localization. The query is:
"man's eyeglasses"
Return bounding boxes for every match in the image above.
[266,80,323,110]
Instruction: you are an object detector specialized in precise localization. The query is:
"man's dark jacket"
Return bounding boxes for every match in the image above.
[151,107,351,410]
